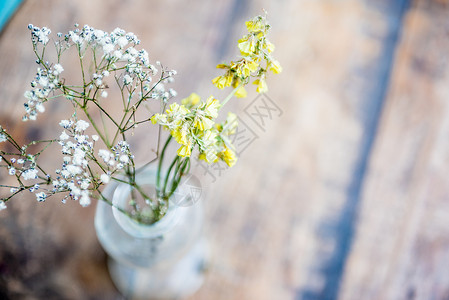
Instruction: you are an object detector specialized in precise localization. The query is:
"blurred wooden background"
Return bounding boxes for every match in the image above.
[1,0,449,299]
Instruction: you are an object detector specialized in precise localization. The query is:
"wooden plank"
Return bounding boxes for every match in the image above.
[192,1,411,299]
[339,0,449,299]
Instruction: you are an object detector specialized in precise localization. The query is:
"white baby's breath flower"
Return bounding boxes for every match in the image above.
[123,74,132,85]
[61,170,70,178]
[36,103,45,113]
[53,64,64,75]
[61,145,71,155]
[66,164,82,175]
[79,191,91,207]
[119,155,129,164]
[0,133,6,143]
[113,50,122,60]
[68,183,81,197]
[22,168,38,180]
[100,174,110,183]
[121,53,131,62]
[75,120,89,132]
[93,29,105,39]
[8,167,16,176]
[36,192,47,202]
[80,179,90,190]
[99,149,112,162]
[117,36,128,48]
[24,90,34,100]
[29,25,51,45]
[60,131,69,140]
[112,27,125,36]
[101,91,108,98]
[70,31,80,44]
[38,76,49,87]
[103,43,114,54]
[0,200,6,210]
[59,120,73,129]
[75,134,86,144]
[72,148,86,166]
[92,135,99,141]
[127,47,138,57]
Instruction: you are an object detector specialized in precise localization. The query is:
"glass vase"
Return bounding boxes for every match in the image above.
[94,167,207,300]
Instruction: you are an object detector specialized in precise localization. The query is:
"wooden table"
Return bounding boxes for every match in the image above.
[1,0,448,299]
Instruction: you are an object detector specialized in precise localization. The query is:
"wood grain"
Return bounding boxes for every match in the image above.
[0,0,448,299]
[339,1,449,299]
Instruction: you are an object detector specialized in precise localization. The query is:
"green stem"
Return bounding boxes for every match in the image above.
[220,83,242,108]
[91,100,121,129]
[156,135,172,195]
[168,157,190,198]
[82,107,110,148]
[163,155,180,196]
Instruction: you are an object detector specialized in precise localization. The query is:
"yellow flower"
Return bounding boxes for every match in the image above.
[245,19,265,33]
[150,113,167,124]
[181,93,201,107]
[269,59,282,74]
[203,96,220,118]
[238,37,255,56]
[240,60,259,78]
[253,78,268,93]
[212,76,225,89]
[220,146,237,167]
[234,86,247,98]
[202,129,218,144]
[194,114,214,131]
[225,74,233,86]
[166,103,189,116]
[177,143,192,157]
[171,127,188,145]
[255,31,264,40]
[199,149,218,164]
[212,74,232,90]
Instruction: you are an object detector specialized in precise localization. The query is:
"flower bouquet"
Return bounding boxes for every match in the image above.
[0,14,281,223]
[0,13,281,298]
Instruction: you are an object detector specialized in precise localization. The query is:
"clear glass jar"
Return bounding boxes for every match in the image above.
[94,168,207,300]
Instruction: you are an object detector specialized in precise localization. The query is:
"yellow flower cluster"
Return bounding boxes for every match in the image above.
[151,93,238,167]
[212,14,282,95]
[152,14,280,168]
